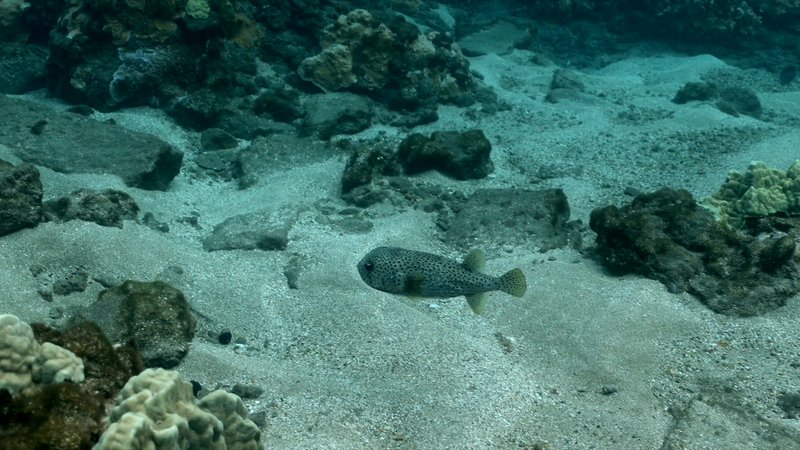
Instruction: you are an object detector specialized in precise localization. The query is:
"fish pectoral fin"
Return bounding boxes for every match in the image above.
[465,292,488,314]
[405,273,426,296]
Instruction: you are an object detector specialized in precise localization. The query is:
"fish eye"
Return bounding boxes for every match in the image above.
[363,262,374,272]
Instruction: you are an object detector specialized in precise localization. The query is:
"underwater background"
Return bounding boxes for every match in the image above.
[1,0,800,448]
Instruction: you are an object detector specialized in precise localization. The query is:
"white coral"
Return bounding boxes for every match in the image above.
[94,368,263,450]
[0,314,84,396]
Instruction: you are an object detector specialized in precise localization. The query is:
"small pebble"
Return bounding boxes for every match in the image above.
[232,383,265,399]
[48,306,64,319]
[218,330,233,345]
[600,384,619,395]
[190,380,202,397]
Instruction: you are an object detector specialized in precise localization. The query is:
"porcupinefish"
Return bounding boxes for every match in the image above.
[357,246,527,314]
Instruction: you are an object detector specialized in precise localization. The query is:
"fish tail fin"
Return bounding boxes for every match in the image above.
[498,268,527,298]
[466,292,488,314]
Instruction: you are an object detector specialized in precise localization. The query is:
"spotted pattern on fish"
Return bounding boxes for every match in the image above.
[357,246,527,314]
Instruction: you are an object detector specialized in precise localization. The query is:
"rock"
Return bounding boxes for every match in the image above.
[298,9,476,110]
[235,134,329,189]
[301,92,374,140]
[671,82,761,118]
[589,188,800,316]
[203,207,298,252]
[298,43,358,92]
[166,89,222,131]
[442,188,580,252]
[253,85,304,122]
[0,163,43,236]
[77,280,196,368]
[52,268,89,296]
[231,383,264,399]
[0,43,48,94]
[194,149,240,180]
[716,87,762,118]
[672,81,717,104]
[200,128,238,151]
[545,68,587,103]
[340,142,400,194]
[457,21,530,56]
[0,96,183,190]
[216,108,297,140]
[0,321,143,450]
[397,129,493,180]
[43,189,139,228]
[777,393,800,419]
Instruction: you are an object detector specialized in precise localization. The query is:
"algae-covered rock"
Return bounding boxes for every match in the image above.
[77,281,196,368]
[590,188,800,317]
[0,320,143,450]
[0,163,43,236]
[397,129,494,180]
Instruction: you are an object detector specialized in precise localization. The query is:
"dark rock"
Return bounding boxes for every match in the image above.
[716,87,762,118]
[672,82,717,104]
[253,85,304,122]
[216,108,297,140]
[0,43,48,94]
[389,106,439,128]
[0,163,43,236]
[298,9,476,111]
[77,280,196,368]
[191,380,203,397]
[779,66,797,85]
[203,207,298,252]
[43,189,139,228]
[442,188,579,252]
[218,330,233,345]
[301,92,374,140]
[52,268,89,296]
[341,142,401,194]
[457,21,530,56]
[166,89,222,131]
[200,128,239,151]
[777,392,800,419]
[65,105,96,116]
[0,321,142,450]
[0,96,182,190]
[589,188,800,316]
[108,47,200,108]
[397,129,494,180]
[760,235,796,273]
[672,83,761,119]
[600,384,619,395]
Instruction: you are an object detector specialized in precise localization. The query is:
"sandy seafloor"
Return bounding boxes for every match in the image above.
[2,48,800,449]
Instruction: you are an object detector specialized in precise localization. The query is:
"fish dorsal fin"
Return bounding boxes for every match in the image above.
[405,272,426,297]
[462,249,486,273]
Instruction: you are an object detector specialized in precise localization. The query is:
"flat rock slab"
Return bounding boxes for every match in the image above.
[442,188,578,252]
[457,21,530,56]
[203,207,298,252]
[0,95,183,190]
